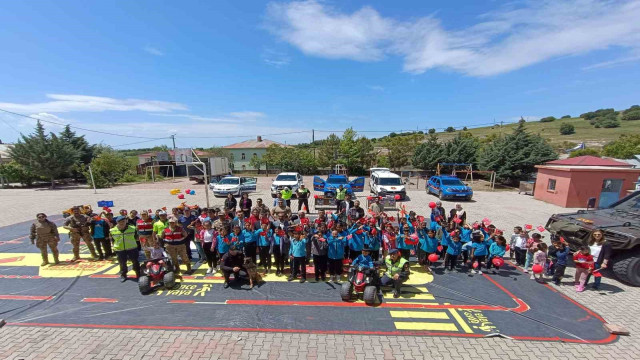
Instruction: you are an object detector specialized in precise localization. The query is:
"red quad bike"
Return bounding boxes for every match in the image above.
[341,264,381,306]
[138,257,176,294]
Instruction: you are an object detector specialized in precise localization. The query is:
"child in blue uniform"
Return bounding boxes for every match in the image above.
[442,231,463,271]
[468,230,490,274]
[257,223,273,273]
[288,226,307,283]
[487,235,507,274]
[327,229,347,283]
[418,229,439,273]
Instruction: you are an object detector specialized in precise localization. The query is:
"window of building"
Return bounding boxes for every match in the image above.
[241,165,246,171]
[253,153,257,158]
[241,153,246,160]
[547,179,556,192]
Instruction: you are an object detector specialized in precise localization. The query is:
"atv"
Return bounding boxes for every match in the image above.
[138,257,176,294]
[340,264,381,305]
[546,190,640,286]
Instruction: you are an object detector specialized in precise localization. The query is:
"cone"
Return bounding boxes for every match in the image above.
[302,205,308,212]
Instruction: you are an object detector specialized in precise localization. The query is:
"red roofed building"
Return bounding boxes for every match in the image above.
[534,156,640,208]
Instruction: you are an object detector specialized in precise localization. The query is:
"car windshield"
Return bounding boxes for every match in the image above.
[276,175,297,182]
[379,178,402,186]
[442,178,464,186]
[218,178,240,185]
[328,176,348,184]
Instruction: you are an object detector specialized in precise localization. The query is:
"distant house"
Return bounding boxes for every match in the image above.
[136,150,212,176]
[0,142,13,164]
[534,155,640,208]
[223,136,288,171]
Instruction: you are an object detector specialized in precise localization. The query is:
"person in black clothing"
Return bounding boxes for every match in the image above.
[585,230,613,290]
[221,246,248,288]
[338,194,355,223]
[296,184,310,213]
[347,200,365,223]
[240,193,252,218]
[224,193,237,213]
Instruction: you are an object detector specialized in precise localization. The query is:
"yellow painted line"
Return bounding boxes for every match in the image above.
[399,286,428,293]
[444,303,474,334]
[383,293,434,300]
[389,311,449,319]
[394,321,458,331]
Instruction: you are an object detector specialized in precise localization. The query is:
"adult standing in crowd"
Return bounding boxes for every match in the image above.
[30,213,60,266]
[136,210,155,259]
[450,203,466,225]
[110,215,140,282]
[347,200,365,223]
[240,193,252,218]
[179,208,197,261]
[161,216,192,275]
[586,230,612,290]
[435,201,446,221]
[272,198,292,219]
[335,185,347,212]
[281,187,293,207]
[224,193,237,213]
[63,206,98,261]
[152,211,169,244]
[254,198,269,214]
[369,197,382,217]
[296,184,310,213]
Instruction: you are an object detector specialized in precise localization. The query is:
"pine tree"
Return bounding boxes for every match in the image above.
[59,125,95,179]
[412,134,445,170]
[9,121,79,188]
[478,122,557,184]
[443,132,479,164]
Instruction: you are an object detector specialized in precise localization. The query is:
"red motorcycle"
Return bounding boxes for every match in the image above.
[340,264,381,306]
[138,257,176,294]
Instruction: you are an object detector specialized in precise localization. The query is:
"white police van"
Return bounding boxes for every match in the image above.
[370,170,406,200]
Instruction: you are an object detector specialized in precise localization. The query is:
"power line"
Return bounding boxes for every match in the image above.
[0,116,21,135]
[0,108,170,140]
[112,138,170,148]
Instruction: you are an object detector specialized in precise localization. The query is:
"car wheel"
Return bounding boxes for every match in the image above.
[438,191,444,200]
[613,253,640,286]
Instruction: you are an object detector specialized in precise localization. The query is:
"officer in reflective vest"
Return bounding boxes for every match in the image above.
[335,185,347,212]
[381,249,410,298]
[110,215,140,282]
[281,187,293,207]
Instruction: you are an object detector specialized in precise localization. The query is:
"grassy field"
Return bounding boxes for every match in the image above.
[435,116,637,149]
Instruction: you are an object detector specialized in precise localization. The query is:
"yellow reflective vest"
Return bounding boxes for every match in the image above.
[110,225,138,251]
[385,257,408,277]
[336,188,347,200]
[281,188,293,200]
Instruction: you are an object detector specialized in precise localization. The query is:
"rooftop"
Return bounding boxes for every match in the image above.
[223,136,288,149]
[137,150,211,158]
[544,155,632,167]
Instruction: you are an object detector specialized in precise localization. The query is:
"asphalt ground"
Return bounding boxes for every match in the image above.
[0,218,616,344]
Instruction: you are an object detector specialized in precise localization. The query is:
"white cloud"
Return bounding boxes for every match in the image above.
[143,46,164,56]
[153,111,265,123]
[266,0,640,76]
[582,52,640,70]
[368,85,384,91]
[261,48,291,67]
[0,94,187,113]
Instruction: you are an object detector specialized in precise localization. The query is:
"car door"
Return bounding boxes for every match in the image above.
[313,176,326,191]
[427,177,436,193]
[349,177,365,192]
[240,177,257,193]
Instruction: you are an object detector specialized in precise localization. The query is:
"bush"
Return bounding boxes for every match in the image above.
[540,116,556,122]
[559,123,575,135]
[602,134,640,159]
[569,148,601,158]
[83,148,133,188]
[120,172,144,183]
[580,108,617,120]
[463,126,468,131]
[561,115,571,119]
[622,110,640,121]
[428,128,436,134]
[445,126,456,133]
[0,161,40,186]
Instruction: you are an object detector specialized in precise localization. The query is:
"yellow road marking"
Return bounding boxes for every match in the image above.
[398,286,428,293]
[385,301,437,305]
[389,311,449,319]
[444,303,474,334]
[383,292,434,300]
[394,321,458,331]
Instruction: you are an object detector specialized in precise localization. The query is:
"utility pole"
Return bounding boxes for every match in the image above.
[312,129,315,159]
[171,134,176,149]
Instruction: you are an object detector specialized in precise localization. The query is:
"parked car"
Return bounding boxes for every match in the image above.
[370,170,406,200]
[270,172,303,198]
[313,174,365,197]
[426,175,473,200]
[546,191,640,286]
[210,176,257,197]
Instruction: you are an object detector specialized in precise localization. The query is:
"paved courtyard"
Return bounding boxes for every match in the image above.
[0,177,638,359]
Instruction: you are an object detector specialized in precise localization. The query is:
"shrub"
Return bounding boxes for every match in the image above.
[428,128,436,134]
[622,110,640,121]
[561,115,571,119]
[540,116,556,122]
[445,126,456,133]
[569,148,600,158]
[559,123,575,135]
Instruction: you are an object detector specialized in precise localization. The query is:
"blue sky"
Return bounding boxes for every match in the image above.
[0,0,639,148]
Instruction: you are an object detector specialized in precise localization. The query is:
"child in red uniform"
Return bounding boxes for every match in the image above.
[573,246,594,292]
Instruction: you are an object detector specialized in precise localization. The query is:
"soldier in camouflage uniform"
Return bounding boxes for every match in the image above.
[63,206,99,261]
[30,213,61,266]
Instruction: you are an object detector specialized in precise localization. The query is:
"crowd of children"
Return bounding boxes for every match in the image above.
[53,198,606,292]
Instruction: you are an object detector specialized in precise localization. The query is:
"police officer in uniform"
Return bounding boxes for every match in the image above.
[30,213,60,266]
[110,215,140,282]
[381,249,411,298]
[63,206,98,261]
